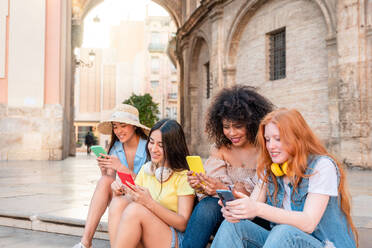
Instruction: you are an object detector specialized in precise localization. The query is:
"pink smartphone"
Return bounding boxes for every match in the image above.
[117,171,135,190]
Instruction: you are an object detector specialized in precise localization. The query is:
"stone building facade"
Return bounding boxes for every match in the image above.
[176,0,372,168]
[0,0,72,160]
[0,0,371,169]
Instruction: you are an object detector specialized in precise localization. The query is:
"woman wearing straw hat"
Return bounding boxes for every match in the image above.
[73,104,150,248]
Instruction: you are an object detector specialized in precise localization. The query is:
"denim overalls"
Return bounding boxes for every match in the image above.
[266,155,356,248]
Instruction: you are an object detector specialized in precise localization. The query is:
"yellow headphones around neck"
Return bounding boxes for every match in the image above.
[271,162,289,177]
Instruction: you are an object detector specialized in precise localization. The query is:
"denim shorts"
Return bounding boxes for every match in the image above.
[170,226,184,248]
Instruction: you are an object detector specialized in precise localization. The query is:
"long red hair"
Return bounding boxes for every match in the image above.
[256,108,358,246]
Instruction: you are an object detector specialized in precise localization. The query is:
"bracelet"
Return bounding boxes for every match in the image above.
[195,186,205,194]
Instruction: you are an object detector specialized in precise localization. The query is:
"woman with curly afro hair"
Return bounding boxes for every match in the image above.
[182,85,274,248]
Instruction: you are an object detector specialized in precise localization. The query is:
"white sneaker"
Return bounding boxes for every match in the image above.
[72,242,89,248]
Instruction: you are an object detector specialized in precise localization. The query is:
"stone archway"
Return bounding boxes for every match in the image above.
[69,0,182,155]
[72,0,182,60]
[74,0,181,28]
[224,0,336,73]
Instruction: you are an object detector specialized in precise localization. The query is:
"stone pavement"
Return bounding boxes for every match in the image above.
[0,226,109,248]
[0,154,109,246]
[0,154,371,247]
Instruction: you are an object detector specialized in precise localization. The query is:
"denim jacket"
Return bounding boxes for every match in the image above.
[266,155,356,248]
[109,138,148,174]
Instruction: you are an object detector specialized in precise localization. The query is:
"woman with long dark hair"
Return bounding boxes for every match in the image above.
[109,119,195,248]
[73,104,149,248]
[212,108,358,248]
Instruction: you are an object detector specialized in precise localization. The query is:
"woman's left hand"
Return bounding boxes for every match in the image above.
[224,191,258,220]
[197,173,227,195]
[124,183,154,209]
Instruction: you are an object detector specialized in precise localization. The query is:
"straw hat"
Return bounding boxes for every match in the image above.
[97,104,150,135]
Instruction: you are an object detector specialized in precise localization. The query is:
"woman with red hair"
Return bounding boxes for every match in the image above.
[211,108,358,248]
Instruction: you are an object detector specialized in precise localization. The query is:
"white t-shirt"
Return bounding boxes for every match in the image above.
[282,157,338,210]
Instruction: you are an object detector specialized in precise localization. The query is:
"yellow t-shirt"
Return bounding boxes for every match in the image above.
[135,165,195,213]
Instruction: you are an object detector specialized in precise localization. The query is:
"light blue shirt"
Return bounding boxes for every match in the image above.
[109,138,148,174]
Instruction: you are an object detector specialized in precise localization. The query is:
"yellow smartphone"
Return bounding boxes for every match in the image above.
[186,155,206,175]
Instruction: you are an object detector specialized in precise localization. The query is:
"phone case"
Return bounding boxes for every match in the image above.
[117,171,135,190]
[90,145,107,157]
[216,189,235,206]
[186,156,206,174]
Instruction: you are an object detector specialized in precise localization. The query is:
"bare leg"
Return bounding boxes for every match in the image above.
[80,175,114,247]
[108,195,131,247]
[113,202,173,248]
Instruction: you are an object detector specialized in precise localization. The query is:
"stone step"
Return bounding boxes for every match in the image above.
[0,213,108,241]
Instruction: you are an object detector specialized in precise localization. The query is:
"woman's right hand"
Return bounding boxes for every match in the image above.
[223,191,257,222]
[197,173,227,195]
[187,171,202,189]
[111,179,125,196]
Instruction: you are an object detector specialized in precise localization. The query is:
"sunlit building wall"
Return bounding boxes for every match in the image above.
[144,15,177,119]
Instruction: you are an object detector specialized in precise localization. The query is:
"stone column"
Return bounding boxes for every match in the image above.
[60,0,71,159]
[209,5,224,92]
[326,37,340,156]
[223,67,236,87]
[68,15,83,156]
[366,1,372,167]
[178,38,192,145]
[336,0,371,168]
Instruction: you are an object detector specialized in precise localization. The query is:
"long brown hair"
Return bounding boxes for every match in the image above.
[256,108,358,245]
[146,119,190,172]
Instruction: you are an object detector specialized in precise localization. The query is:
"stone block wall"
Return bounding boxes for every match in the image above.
[0,104,64,160]
[335,0,372,167]
[235,0,330,142]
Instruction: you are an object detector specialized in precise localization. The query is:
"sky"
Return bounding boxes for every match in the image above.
[82,0,169,48]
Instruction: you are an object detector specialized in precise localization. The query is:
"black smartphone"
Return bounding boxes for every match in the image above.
[216,189,235,207]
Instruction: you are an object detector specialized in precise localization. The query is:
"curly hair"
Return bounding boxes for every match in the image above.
[205,85,274,148]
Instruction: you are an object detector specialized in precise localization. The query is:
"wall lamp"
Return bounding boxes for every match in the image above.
[74,49,96,68]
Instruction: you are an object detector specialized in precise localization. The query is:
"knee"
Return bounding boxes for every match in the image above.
[109,196,129,216]
[219,219,259,237]
[194,197,221,218]
[122,202,147,220]
[213,220,236,240]
[109,197,122,216]
[269,224,298,241]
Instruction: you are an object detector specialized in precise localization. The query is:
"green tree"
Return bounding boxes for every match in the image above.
[123,93,160,127]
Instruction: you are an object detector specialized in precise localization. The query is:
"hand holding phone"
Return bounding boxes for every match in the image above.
[111,180,125,195]
[90,145,107,158]
[117,171,135,191]
[186,156,206,175]
[216,189,236,207]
